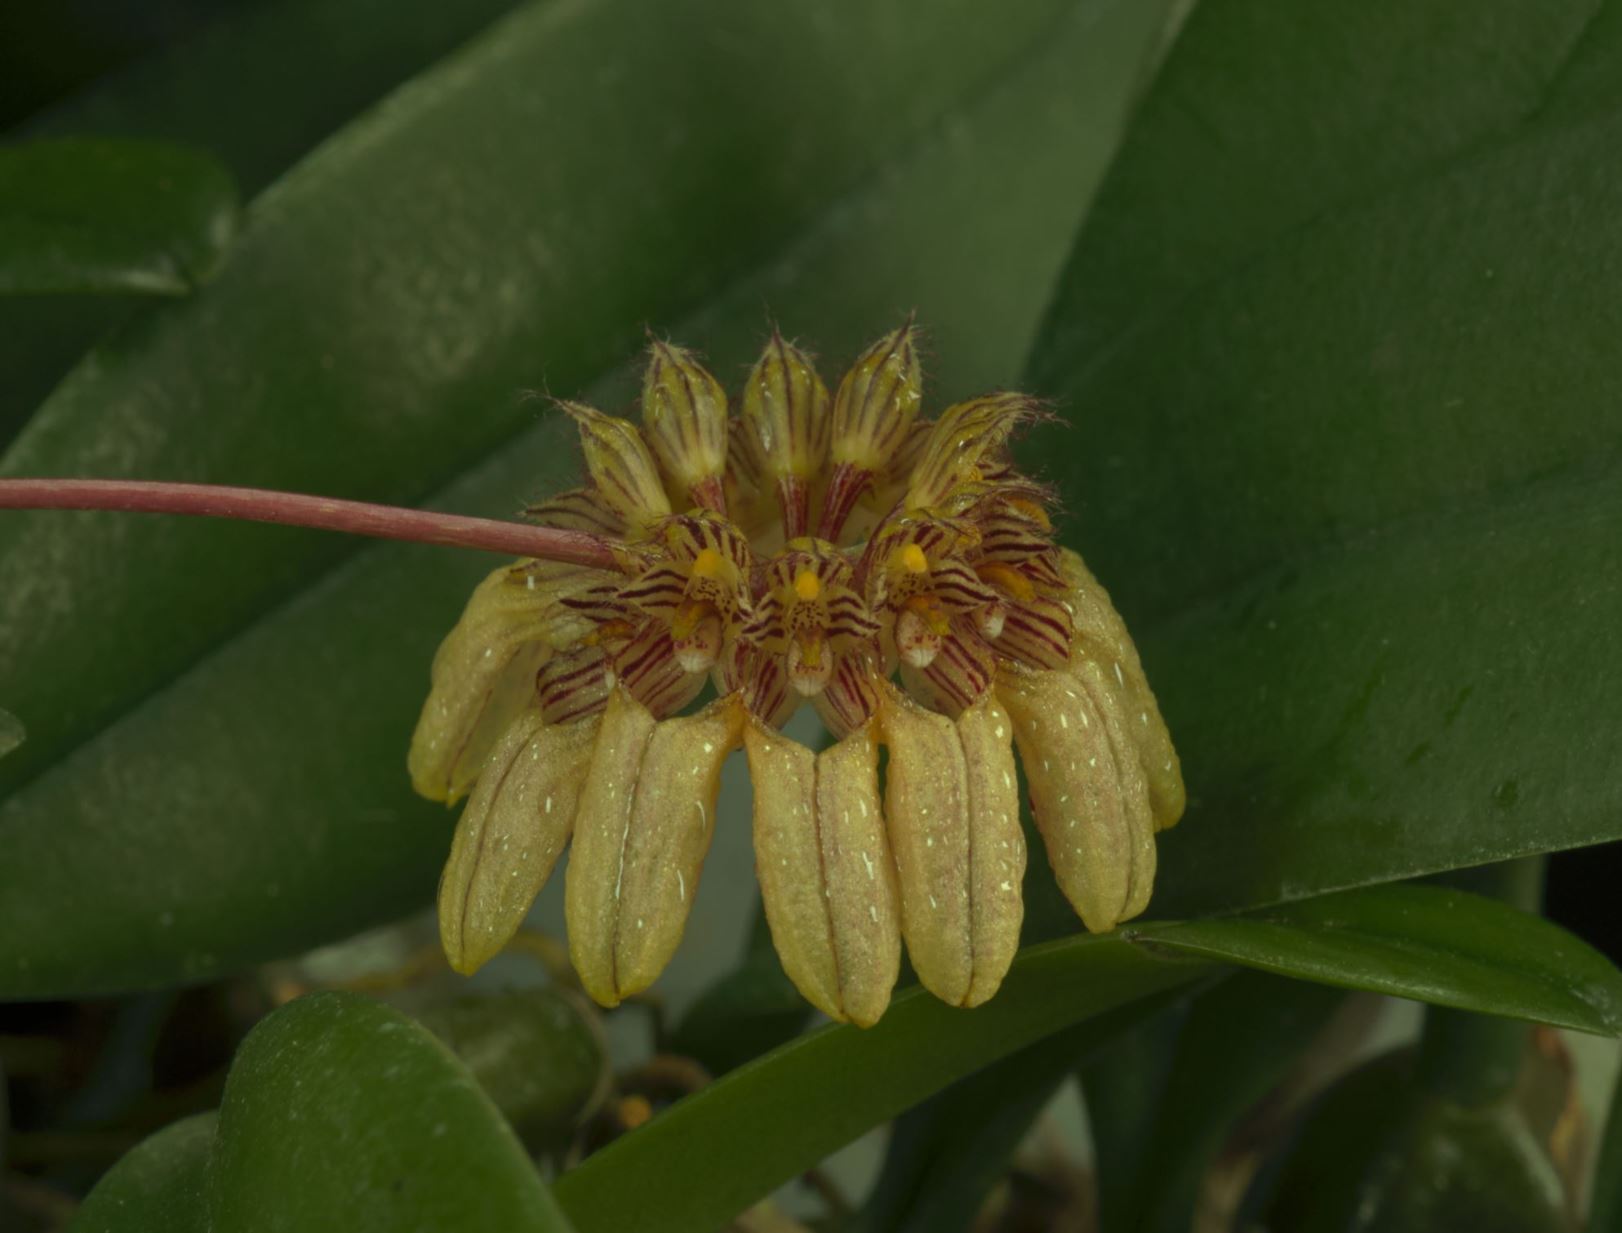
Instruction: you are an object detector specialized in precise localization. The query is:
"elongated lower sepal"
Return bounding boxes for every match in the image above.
[746,721,901,1026]
[438,710,600,974]
[879,685,1024,1007]
[998,666,1146,933]
[565,689,741,1006]
[1056,548,1185,829]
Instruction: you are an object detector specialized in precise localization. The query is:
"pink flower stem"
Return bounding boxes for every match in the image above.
[0,478,621,571]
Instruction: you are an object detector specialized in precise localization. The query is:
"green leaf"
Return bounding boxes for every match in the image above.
[209,992,574,1232]
[554,935,1211,1233]
[1129,973,1346,1233]
[0,0,1172,997]
[854,993,1187,1233]
[0,138,237,296]
[414,988,606,1150]
[70,1112,215,1233]
[552,882,1613,1233]
[1133,884,1622,1036]
[0,0,529,445]
[1024,0,1622,917]
[1260,1052,1569,1233]
[1076,997,1186,1231]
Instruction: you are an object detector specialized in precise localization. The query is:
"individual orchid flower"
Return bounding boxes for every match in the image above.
[411,325,1185,1026]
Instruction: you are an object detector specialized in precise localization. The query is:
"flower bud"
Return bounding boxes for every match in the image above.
[641,340,730,513]
[559,400,672,531]
[741,331,831,538]
[819,322,922,541]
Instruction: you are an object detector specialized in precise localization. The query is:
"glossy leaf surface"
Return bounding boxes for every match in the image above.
[0,0,1171,997]
[0,138,237,295]
[1025,0,1622,916]
[209,992,574,1232]
[1135,885,1622,1036]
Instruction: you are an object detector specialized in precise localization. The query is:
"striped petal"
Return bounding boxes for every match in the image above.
[565,690,742,1005]
[437,710,599,974]
[745,720,901,1027]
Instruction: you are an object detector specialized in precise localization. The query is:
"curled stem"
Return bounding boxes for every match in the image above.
[0,478,620,571]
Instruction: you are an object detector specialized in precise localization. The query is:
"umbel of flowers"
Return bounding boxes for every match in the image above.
[409,324,1184,1027]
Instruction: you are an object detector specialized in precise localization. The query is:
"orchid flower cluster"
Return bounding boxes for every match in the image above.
[408,324,1184,1026]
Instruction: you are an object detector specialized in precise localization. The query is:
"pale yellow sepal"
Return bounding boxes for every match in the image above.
[408,562,554,803]
[565,689,742,1007]
[998,666,1154,933]
[1056,548,1186,830]
[437,710,600,975]
[745,720,901,1027]
[878,684,1025,1008]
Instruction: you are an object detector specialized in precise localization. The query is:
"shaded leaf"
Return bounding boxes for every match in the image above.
[0,0,530,445]
[0,0,1169,997]
[0,138,237,295]
[209,992,574,1232]
[1076,996,1186,1231]
[70,1112,215,1233]
[552,883,1613,1232]
[1259,1051,1569,1233]
[1132,885,1622,1036]
[855,992,1188,1233]
[553,935,1211,1233]
[1024,0,1622,918]
[1589,1060,1622,1231]
[415,987,607,1150]
[1131,973,1347,1233]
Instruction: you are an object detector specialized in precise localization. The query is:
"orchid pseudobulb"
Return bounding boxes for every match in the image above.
[410,324,1184,1027]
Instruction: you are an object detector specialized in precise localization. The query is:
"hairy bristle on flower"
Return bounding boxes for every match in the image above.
[410,322,1185,1025]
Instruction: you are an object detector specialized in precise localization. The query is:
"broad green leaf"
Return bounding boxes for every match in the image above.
[554,935,1212,1233]
[0,138,237,295]
[0,0,528,444]
[1024,0,1622,918]
[209,992,574,1232]
[414,988,606,1150]
[1129,973,1346,1233]
[0,0,1172,997]
[552,884,1612,1232]
[70,1112,215,1233]
[1133,885,1622,1036]
[854,994,1186,1233]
